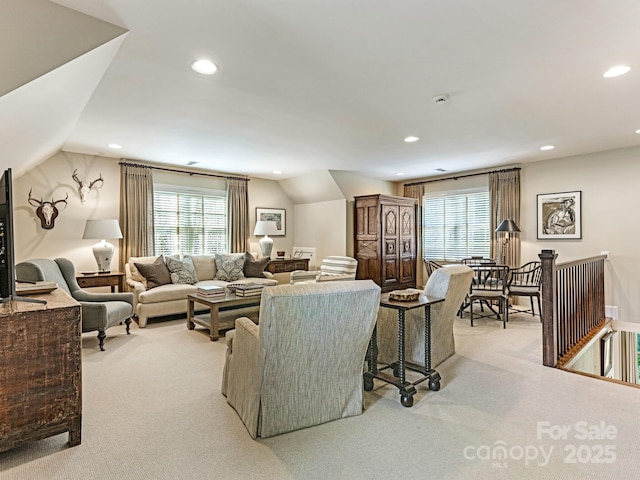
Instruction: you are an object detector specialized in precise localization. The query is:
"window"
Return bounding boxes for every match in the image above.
[153,186,227,256]
[422,188,490,261]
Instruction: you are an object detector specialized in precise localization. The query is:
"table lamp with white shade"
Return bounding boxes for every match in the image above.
[254,220,278,258]
[83,219,123,272]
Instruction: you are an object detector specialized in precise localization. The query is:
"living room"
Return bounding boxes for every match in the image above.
[13,145,640,324]
[3,1,640,479]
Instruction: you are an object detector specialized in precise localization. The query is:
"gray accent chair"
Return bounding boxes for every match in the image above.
[222,280,381,439]
[377,265,474,370]
[16,258,134,351]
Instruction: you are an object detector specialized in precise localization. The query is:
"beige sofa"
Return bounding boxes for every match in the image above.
[125,254,277,327]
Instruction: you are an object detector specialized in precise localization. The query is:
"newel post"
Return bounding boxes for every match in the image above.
[539,249,558,367]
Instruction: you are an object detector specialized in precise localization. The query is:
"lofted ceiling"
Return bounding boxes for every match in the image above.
[3,0,640,181]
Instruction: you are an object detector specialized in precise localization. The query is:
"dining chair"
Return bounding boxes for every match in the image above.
[467,264,510,328]
[423,259,443,278]
[507,261,542,317]
[461,257,497,266]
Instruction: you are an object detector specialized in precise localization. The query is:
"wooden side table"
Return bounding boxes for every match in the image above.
[76,272,125,293]
[266,258,309,274]
[364,293,444,407]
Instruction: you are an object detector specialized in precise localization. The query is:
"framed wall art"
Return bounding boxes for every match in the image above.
[256,207,286,235]
[536,191,582,240]
[600,330,615,377]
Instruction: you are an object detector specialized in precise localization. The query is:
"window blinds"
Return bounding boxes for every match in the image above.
[422,188,490,261]
[154,188,227,256]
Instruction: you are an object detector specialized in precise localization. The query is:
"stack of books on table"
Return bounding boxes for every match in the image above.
[196,285,226,298]
[234,283,266,297]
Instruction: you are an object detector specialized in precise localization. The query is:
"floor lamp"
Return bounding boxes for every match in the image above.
[495,219,520,265]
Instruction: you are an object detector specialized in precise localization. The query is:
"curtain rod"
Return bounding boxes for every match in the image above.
[119,161,250,182]
[403,166,521,187]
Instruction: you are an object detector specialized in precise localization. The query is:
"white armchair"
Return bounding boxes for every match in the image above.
[222,280,381,438]
[289,255,358,284]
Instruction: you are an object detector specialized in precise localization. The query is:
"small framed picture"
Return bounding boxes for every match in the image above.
[256,208,286,236]
[537,191,582,240]
[600,331,615,377]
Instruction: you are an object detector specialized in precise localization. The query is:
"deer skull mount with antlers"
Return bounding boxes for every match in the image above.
[28,189,68,229]
[72,169,104,203]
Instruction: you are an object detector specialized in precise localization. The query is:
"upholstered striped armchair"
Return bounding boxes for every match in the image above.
[222,280,381,438]
[289,255,358,284]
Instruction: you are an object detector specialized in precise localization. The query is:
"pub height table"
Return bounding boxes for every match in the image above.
[364,292,444,407]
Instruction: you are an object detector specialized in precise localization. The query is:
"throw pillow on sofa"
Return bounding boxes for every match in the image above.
[214,253,246,281]
[243,252,269,278]
[134,256,172,289]
[165,256,198,284]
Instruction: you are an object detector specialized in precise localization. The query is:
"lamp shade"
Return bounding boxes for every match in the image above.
[253,220,278,236]
[83,219,123,240]
[495,219,521,233]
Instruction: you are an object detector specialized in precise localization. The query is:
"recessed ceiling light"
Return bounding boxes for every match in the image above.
[603,65,631,78]
[191,59,218,75]
[395,172,404,176]
[635,129,640,134]
[404,136,419,143]
[540,145,555,151]
[107,143,122,149]
[273,170,282,175]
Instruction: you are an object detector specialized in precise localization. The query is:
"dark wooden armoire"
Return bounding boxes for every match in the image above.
[354,194,417,292]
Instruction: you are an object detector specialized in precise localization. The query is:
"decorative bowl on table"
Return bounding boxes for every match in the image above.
[388,288,422,302]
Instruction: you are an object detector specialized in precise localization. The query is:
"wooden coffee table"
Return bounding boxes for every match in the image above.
[186,292,262,341]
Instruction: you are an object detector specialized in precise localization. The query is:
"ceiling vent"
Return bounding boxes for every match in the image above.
[432,94,449,104]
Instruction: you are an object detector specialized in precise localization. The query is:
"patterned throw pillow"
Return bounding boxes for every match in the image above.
[243,252,269,278]
[165,256,199,284]
[134,256,172,289]
[214,253,246,281]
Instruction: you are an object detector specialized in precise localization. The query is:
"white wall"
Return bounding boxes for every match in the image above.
[14,151,121,272]
[293,199,347,262]
[521,146,640,323]
[246,177,294,258]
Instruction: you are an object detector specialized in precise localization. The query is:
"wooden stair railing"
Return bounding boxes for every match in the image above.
[539,250,607,367]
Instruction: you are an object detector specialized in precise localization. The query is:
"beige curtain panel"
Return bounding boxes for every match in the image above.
[227,178,249,254]
[489,170,521,267]
[119,163,154,272]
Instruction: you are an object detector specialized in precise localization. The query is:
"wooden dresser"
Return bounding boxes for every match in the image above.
[354,194,417,292]
[0,289,82,452]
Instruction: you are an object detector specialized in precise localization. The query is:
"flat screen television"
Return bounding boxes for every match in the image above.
[0,168,16,301]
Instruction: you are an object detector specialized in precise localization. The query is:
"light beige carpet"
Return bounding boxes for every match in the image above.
[2,310,639,479]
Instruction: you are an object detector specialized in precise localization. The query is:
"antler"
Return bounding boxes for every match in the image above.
[28,188,44,207]
[72,169,82,185]
[52,193,69,206]
[89,173,104,189]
